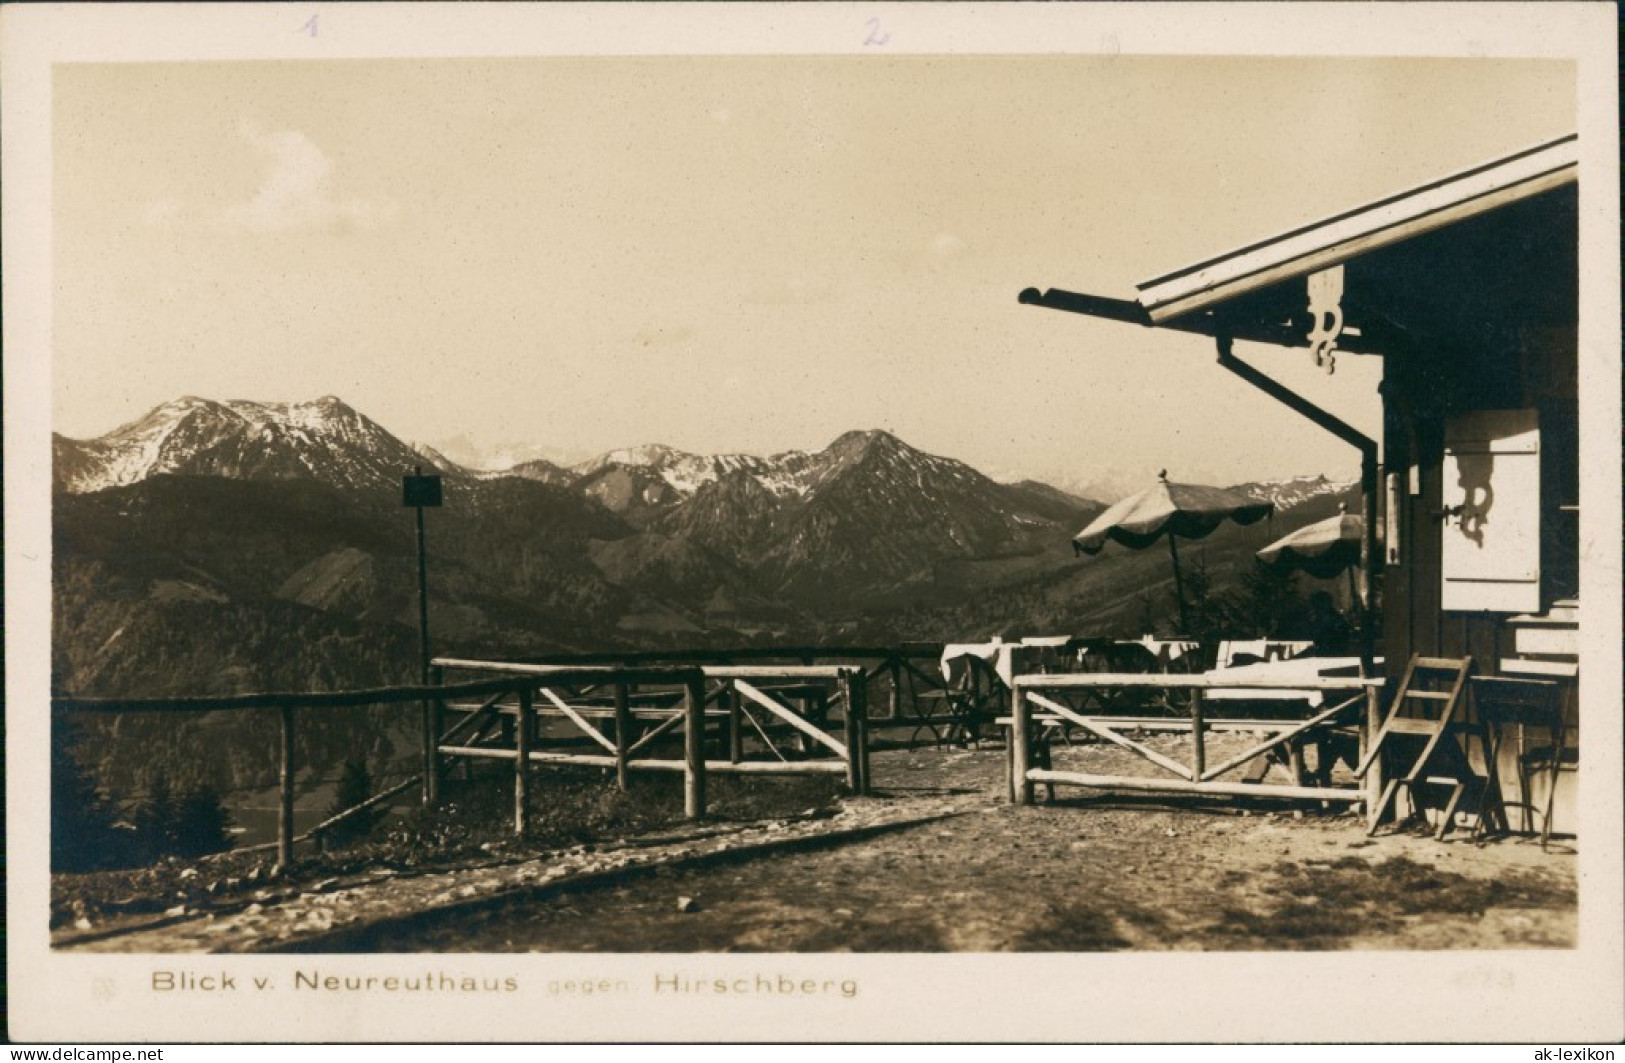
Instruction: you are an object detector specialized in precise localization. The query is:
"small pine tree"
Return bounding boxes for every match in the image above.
[323,758,381,846]
[171,783,232,859]
[1179,557,1235,643]
[1235,561,1303,639]
[1134,592,1159,638]
[51,717,123,872]
[134,769,177,863]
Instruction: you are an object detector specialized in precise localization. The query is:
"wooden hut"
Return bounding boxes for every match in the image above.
[1021,133,1584,834]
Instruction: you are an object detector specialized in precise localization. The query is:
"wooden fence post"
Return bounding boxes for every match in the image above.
[459,670,475,785]
[854,677,871,794]
[278,705,296,868]
[613,682,632,792]
[888,657,902,720]
[727,680,743,764]
[514,686,532,835]
[421,675,435,807]
[1190,687,1206,780]
[684,677,706,821]
[845,669,871,796]
[840,670,869,794]
[1011,685,1031,806]
[426,664,444,804]
[1364,683,1384,831]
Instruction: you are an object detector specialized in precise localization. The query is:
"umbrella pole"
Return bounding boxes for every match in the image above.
[1347,564,1365,666]
[1167,534,1191,636]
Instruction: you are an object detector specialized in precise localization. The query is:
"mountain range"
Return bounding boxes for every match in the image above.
[52,395,1351,698]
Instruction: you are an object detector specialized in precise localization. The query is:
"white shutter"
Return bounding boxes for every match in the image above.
[1441,410,1540,612]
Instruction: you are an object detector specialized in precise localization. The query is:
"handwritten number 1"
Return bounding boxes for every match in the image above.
[298,13,318,38]
[863,17,890,46]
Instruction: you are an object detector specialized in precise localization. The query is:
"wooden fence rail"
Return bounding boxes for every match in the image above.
[1007,672,1385,811]
[51,648,927,872]
[432,657,870,809]
[500,644,945,667]
[49,671,683,713]
[54,675,558,869]
[480,646,949,736]
[218,775,421,860]
[52,666,713,868]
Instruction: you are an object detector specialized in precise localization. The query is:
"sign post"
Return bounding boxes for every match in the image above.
[403,466,443,803]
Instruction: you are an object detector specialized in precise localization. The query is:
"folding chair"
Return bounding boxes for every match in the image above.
[1472,676,1571,848]
[948,653,1006,748]
[1355,655,1502,840]
[916,652,1005,749]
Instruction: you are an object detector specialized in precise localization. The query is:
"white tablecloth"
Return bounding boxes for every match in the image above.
[1202,657,1375,704]
[1135,637,1202,664]
[940,637,1076,688]
[941,640,1015,687]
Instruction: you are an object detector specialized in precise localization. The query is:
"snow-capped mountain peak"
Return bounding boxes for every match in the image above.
[54,396,453,496]
[571,429,942,510]
[574,442,802,502]
[1230,474,1356,511]
[575,443,694,474]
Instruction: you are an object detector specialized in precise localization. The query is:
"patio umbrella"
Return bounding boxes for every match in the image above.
[1257,506,1366,610]
[1257,507,1364,578]
[1073,470,1274,634]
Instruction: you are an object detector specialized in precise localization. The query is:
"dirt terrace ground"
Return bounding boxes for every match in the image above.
[58,739,1576,954]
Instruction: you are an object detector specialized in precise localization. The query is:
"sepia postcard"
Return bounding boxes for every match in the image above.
[5,2,1621,1045]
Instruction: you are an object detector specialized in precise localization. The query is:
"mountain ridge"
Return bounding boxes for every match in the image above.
[54,394,1355,675]
[58,394,1353,515]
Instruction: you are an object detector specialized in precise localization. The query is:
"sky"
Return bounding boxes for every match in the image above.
[51,55,1574,496]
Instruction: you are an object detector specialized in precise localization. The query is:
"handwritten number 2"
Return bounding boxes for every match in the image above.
[863,17,890,46]
[298,13,318,38]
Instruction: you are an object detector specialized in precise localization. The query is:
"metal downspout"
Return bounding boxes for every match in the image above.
[1214,335,1380,673]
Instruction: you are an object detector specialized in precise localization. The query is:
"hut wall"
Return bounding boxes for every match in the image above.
[1379,322,1578,835]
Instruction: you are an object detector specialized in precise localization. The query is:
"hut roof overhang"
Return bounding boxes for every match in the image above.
[1019,132,1579,357]
[1019,132,1580,646]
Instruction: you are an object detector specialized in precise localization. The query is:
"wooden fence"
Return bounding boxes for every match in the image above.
[431,658,873,813]
[53,641,1410,885]
[50,646,966,875]
[511,645,950,728]
[1007,671,1387,821]
[53,674,549,869]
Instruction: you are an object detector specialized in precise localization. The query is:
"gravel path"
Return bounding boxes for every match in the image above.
[57,742,1576,953]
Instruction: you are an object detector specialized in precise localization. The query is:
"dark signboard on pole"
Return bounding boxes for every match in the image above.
[403,472,443,508]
